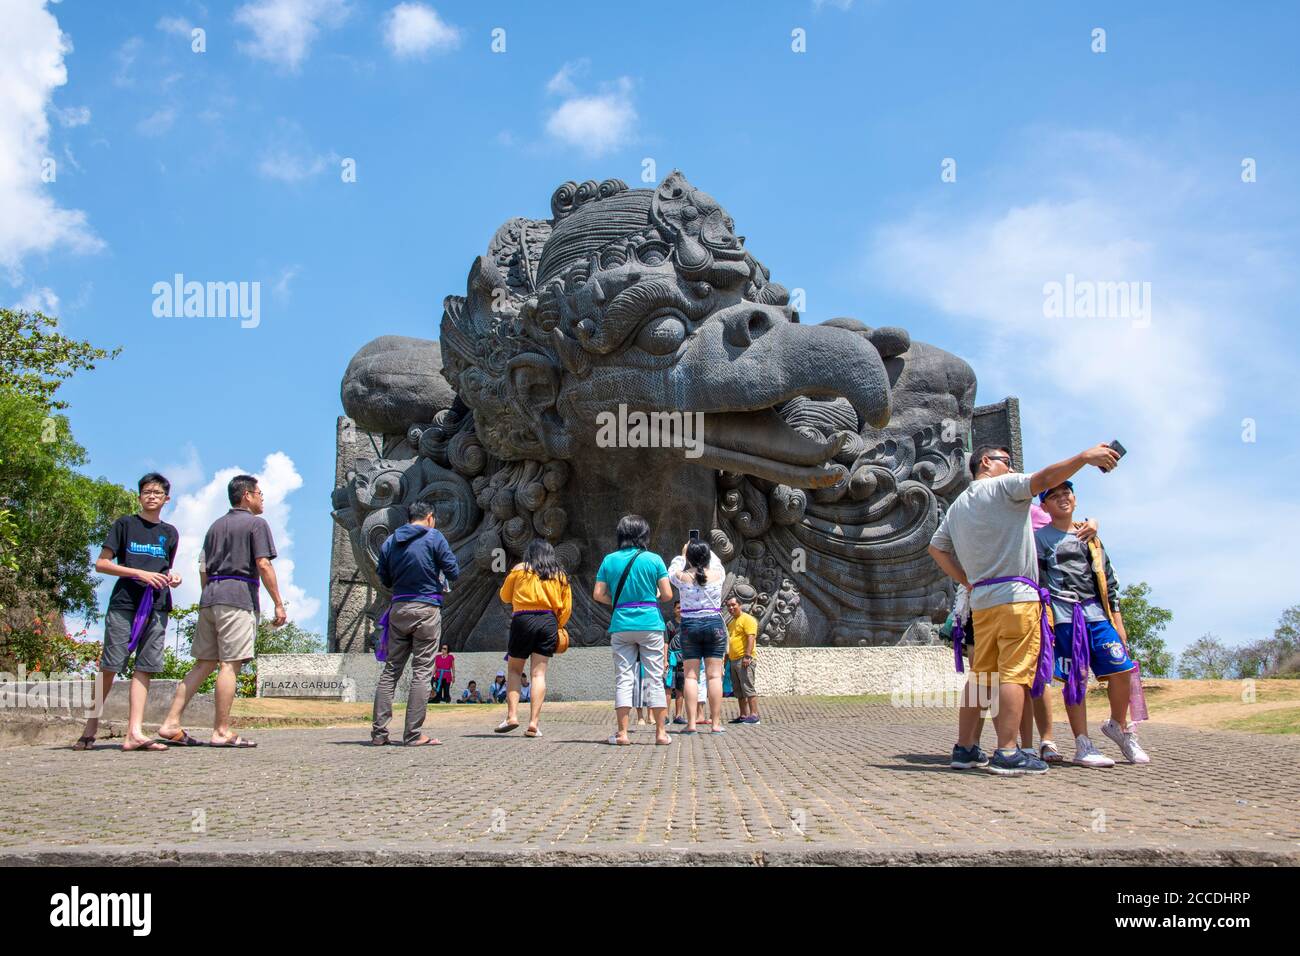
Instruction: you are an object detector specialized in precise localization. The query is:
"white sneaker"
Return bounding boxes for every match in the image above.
[1072,735,1115,768]
[1038,739,1064,763]
[1101,719,1151,764]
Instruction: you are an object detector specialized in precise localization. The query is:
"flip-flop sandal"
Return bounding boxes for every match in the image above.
[370,737,390,746]
[407,737,442,747]
[72,735,96,751]
[607,734,631,746]
[679,729,698,735]
[494,721,521,734]
[524,728,542,738]
[210,735,257,748]
[710,727,727,734]
[122,740,168,752]
[158,729,203,747]
[655,736,673,746]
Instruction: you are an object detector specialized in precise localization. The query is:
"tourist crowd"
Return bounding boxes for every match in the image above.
[72,440,1151,776]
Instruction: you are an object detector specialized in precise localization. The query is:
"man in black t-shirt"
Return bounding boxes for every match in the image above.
[74,473,181,753]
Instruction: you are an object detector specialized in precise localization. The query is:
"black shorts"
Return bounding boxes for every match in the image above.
[508,611,558,659]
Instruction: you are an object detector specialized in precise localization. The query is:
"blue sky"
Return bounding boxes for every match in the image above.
[5,0,1298,654]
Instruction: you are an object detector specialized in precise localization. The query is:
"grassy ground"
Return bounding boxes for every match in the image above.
[230,680,1300,734]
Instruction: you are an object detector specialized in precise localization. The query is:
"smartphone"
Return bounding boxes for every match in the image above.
[689,529,700,542]
[1103,440,1126,473]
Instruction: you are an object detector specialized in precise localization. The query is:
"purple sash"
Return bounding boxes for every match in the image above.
[615,601,658,608]
[512,609,554,616]
[129,565,193,653]
[1060,600,1097,706]
[376,593,442,662]
[127,586,162,653]
[951,576,1053,698]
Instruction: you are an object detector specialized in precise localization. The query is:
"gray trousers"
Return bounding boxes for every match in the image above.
[612,630,666,709]
[371,603,442,743]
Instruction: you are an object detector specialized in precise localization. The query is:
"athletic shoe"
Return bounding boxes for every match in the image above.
[950,744,990,769]
[1071,735,1115,768]
[986,748,1049,776]
[741,715,761,725]
[1038,740,1064,763]
[1101,719,1151,764]
[729,716,746,724]
[671,716,687,725]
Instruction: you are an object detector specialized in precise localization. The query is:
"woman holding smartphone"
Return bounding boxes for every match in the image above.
[668,533,728,734]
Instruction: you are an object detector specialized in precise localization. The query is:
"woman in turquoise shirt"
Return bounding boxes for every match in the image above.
[594,514,674,746]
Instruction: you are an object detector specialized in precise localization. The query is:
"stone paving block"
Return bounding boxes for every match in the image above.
[0,699,1296,864]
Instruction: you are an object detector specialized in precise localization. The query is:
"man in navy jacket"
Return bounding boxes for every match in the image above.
[370,500,460,746]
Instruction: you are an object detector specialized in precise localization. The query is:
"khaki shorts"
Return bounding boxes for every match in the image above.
[193,605,257,662]
[971,601,1047,687]
[730,657,758,698]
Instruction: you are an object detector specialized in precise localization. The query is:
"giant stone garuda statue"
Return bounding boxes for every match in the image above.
[331,171,991,652]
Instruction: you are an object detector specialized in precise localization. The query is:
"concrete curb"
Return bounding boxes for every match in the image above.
[3,843,1296,867]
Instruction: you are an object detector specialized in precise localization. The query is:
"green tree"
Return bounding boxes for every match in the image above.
[1269,604,1300,674]
[1178,633,1236,679]
[0,308,119,411]
[0,388,137,623]
[1116,581,1175,677]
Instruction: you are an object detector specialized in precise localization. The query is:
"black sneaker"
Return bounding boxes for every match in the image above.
[986,748,1049,775]
[950,744,990,769]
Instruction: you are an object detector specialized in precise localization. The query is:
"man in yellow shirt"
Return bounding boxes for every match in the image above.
[725,595,760,725]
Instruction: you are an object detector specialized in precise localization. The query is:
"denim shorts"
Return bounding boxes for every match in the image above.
[679,615,727,659]
[1052,618,1136,681]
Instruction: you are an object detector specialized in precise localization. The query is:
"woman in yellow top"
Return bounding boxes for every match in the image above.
[495,539,572,737]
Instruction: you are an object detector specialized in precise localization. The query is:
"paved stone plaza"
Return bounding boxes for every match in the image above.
[2,699,1296,865]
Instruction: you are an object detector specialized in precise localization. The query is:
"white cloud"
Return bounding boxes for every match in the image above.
[165,451,322,626]
[545,76,637,157]
[273,264,300,299]
[545,59,588,97]
[0,0,103,283]
[12,286,59,313]
[113,36,142,87]
[156,16,195,38]
[867,128,1294,651]
[257,148,333,182]
[256,119,337,182]
[382,3,460,59]
[136,106,178,137]
[53,104,90,127]
[153,444,206,497]
[234,0,350,72]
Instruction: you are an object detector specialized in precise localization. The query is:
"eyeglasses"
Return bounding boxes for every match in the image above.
[140,490,167,499]
[985,455,1012,466]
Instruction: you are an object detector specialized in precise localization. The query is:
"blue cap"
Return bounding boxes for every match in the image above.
[1038,480,1073,504]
